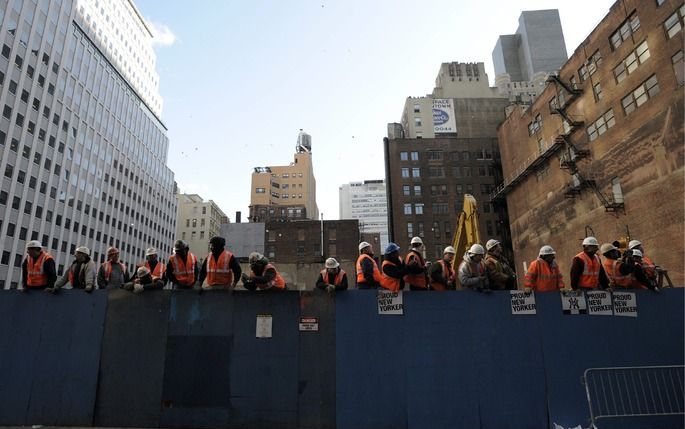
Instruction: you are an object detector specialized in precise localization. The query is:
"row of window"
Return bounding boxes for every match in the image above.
[400,149,494,162]
[401,165,496,180]
[406,220,501,243]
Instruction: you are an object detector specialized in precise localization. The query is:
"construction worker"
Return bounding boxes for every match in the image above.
[356,241,381,289]
[97,247,130,289]
[50,246,97,293]
[241,252,286,290]
[523,245,565,292]
[143,247,165,283]
[198,236,241,290]
[315,257,348,293]
[600,243,635,289]
[22,241,57,291]
[484,239,517,290]
[430,246,457,291]
[123,266,165,294]
[380,242,406,292]
[404,237,429,291]
[458,244,490,292]
[628,240,658,284]
[625,249,659,291]
[570,237,609,290]
[166,240,199,289]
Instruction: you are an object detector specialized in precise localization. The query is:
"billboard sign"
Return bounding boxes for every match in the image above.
[432,99,457,134]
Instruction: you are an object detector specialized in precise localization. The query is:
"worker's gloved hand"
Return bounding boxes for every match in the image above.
[240,273,249,283]
[605,286,613,293]
[326,284,335,294]
[123,283,134,291]
[84,285,93,293]
[133,283,144,294]
[651,286,660,293]
[523,286,532,293]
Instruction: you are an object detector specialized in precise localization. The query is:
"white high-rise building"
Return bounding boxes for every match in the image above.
[339,180,388,249]
[0,0,177,288]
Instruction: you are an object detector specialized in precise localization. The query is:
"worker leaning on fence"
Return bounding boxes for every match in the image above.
[628,240,659,285]
[143,247,166,284]
[97,247,130,289]
[355,241,382,289]
[197,236,241,290]
[123,266,165,294]
[241,252,286,291]
[458,244,490,292]
[21,241,57,291]
[484,239,517,290]
[524,245,565,292]
[430,246,457,291]
[316,258,348,293]
[570,237,609,290]
[380,242,407,292]
[50,246,97,293]
[166,240,199,289]
[404,237,430,291]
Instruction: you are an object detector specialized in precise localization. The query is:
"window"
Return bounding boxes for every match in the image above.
[433,222,440,238]
[612,177,624,204]
[610,13,641,50]
[414,117,422,127]
[528,114,543,135]
[587,109,616,141]
[415,203,424,215]
[613,41,650,84]
[427,150,443,160]
[0,191,6,205]
[593,82,603,101]
[404,203,412,215]
[417,221,424,237]
[401,168,410,178]
[578,64,588,82]
[403,185,411,196]
[587,50,602,76]
[400,151,408,161]
[673,51,684,86]
[407,222,413,237]
[255,187,265,193]
[664,7,684,39]
[4,164,13,179]
[432,203,449,214]
[428,167,444,178]
[1,44,10,59]
[413,104,420,113]
[12,196,20,209]
[8,80,17,94]
[3,105,12,119]
[410,151,419,161]
[192,219,197,227]
[411,167,420,178]
[413,185,421,196]
[621,75,659,115]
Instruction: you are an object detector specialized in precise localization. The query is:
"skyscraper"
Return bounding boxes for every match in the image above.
[0,0,177,288]
[339,180,389,249]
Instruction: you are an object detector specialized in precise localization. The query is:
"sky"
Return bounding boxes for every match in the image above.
[134,0,617,221]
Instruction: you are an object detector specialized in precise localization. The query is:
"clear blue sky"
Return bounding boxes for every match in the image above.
[134,0,616,221]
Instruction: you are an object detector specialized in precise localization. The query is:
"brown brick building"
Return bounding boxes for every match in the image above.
[494,0,684,284]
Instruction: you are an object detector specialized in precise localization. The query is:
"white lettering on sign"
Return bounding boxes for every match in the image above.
[612,291,638,317]
[510,290,536,315]
[378,290,404,315]
[587,290,613,315]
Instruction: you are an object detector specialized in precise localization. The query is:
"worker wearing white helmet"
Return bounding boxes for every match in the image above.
[123,264,166,294]
[570,236,609,290]
[356,241,381,289]
[51,246,97,293]
[523,245,565,293]
[316,257,348,293]
[484,239,517,290]
[241,252,287,291]
[622,248,659,291]
[404,237,429,291]
[457,244,491,292]
[22,241,57,292]
[627,239,659,284]
[98,246,130,290]
[142,247,166,285]
[429,246,457,290]
[599,243,635,289]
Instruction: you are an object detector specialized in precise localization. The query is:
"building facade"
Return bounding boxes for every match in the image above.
[249,129,319,221]
[494,0,684,283]
[339,179,389,249]
[0,0,177,288]
[176,193,228,258]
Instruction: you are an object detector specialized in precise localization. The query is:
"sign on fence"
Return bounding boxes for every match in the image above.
[613,292,637,317]
[256,313,273,338]
[510,290,537,315]
[561,290,587,315]
[586,290,613,315]
[378,291,404,315]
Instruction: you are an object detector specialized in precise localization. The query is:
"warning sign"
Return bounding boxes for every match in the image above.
[561,290,587,315]
[299,317,319,332]
[377,290,404,315]
[510,290,536,315]
[613,291,637,317]
[256,314,272,338]
[586,290,613,315]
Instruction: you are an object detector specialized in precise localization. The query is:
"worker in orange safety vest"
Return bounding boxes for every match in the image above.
[241,252,286,290]
[316,257,348,293]
[429,246,457,291]
[380,242,406,292]
[22,240,57,291]
[356,241,382,289]
[166,240,199,289]
[524,245,565,292]
[404,237,429,291]
[570,237,609,290]
[97,247,129,290]
[198,236,241,290]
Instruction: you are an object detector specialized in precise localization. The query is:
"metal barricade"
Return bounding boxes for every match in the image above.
[583,365,685,428]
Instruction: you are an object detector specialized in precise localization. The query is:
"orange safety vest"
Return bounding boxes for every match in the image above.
[403,251,427,288]
[380,259,401,292]
[356,253,382,285]
[102,261,127,281]
[431,259,455,291]
[145,260,165,280]
[206,250,235,286]
[524,258,564,292]
[641,255,656,280]
[26,252,54,287]
[251,263,286,289]
[320,269,345,286]
[575,252,601,289]
[170,252,197,287]
[602,258,632,288]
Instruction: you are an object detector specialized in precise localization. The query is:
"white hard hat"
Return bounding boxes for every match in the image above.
[26,240,43,249]
[136,266,151,277]
[145,247,157,256]
[325,258,339,269]
[468,244,485,255]
[539,245,556,256]
[248,252,264,263]
[410,236,423,245]
[358,241,371,252]
[486,239,500,251]
[443,246,456,254]
[582,236,599,246]
[631,249,643,258]
[628,240,641,250]
[75,246,91,256]
[600,243,618,255]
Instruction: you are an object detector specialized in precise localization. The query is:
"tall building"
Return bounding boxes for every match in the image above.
[0,0,177,288]
[386,62,512,260]
[249,129,319,222]
[493,0,684,283]
[492,10,568,103]
[175,194,228,258]
[339,179,389,249]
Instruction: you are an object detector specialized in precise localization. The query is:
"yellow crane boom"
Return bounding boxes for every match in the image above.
[451,194,481,270]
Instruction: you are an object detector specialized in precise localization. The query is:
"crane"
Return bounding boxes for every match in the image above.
[450,194,480,270]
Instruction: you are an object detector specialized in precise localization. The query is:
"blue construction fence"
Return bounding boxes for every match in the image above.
[0,288,682,429]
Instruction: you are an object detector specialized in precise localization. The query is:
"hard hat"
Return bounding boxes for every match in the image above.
[486,239,500,251]
[75,246,91,256]
[107,246,119,256]
[145,247,157,256]
[410,237,423,245]
[384,242,400,255]
[325,258,339,269]
[136,266,151,278]
[174,240,188,250]
[539,245,556,256]
[582,236,599,246]
[631,249,643,258]
[600,243,618,255]
[468,244,485,255]
[628,240,642,250]
[358,241,371,252]
[26,240,43,249]
[443,246,456,254]
[248,252,264,263]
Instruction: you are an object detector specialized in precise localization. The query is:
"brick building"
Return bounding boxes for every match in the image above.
[493,0,684,283]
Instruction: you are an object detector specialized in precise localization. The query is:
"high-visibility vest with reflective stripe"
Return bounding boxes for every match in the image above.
[380,259,401,292]
[641,255,656,280]
[403,251,427,288]
[320,269,345,286]
[170,253,197,286]
[431,259,455,291]
[575,252,601,289]
[602,258,632,288]
[251,263,285,289]
[26,252,54,287]
[206,250,234,286]
[356,254,382,285]
[145,260,165,280]
[102,261,127,281]
[524,258,564,292]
